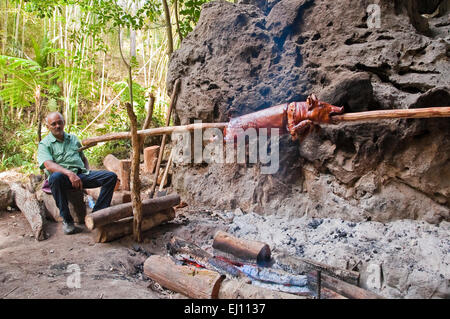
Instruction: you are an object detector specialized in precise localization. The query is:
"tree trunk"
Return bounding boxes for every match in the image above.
[161,0,174,56]
[35,86,42,142]
[85,193,180,230]
[174,0,183,42]
[10,183,46,241]
[14,0,23,54]
[94,208,175,243]
[212,230,271,264]
[143,254,225,299]
[2,0,8,55]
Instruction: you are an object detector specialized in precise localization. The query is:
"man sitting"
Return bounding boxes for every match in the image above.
[37,112,117,235]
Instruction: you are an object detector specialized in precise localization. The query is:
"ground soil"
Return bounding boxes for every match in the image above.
[1,170,448,299]
[0,204,227,299]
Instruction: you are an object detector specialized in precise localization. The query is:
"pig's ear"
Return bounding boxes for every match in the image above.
[307,94,318,110]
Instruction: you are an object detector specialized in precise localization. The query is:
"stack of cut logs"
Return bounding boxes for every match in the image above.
[85,154,132,205]
[143,231,384,299]
[84,193,180,243]
[82,152,179,243]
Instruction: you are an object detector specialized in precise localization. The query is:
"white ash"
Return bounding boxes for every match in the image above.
[225,211,449,299]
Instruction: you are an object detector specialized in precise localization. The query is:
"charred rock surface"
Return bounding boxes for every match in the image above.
[167,0,450,223]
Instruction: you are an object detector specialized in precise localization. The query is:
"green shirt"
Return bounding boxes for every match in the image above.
[37,132,89,177]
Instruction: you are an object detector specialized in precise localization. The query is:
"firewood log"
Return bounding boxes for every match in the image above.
[94,208,175,243]
[10,183,46,241]
[85,193,180,230]
[212,230,271,263]
[218,278,308,299]
[274,253,360,286]
[308,271,383,299]
[0,181,13,210]
[103,154,131,191]
[84,188,131,206]
[143,254,225,299]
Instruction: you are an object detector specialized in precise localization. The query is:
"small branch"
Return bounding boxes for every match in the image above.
[118,26,130,70]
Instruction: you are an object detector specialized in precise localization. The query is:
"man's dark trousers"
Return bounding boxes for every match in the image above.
[49,170,118,223]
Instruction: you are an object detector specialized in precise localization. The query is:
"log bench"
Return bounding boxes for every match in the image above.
[42,189,86,224]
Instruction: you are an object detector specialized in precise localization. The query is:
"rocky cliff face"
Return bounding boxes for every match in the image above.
[167,0,450,224]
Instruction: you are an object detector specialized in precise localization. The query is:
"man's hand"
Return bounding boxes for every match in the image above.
[67,171,83,190]
[44,160,83,189]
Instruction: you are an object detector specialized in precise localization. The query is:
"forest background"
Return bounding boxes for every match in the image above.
[0,0,216,173]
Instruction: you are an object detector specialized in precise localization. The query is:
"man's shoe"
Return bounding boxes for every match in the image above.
[62,221,78,235]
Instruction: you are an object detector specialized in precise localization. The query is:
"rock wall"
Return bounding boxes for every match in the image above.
[167,0,450,223]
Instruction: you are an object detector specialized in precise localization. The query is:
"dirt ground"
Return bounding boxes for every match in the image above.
[0,204,228,299]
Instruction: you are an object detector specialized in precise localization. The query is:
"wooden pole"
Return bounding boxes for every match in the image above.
[274,254,360,286]
[81,107,449,150]
[140,92,156,148]
[218,278,308,299]
[143,254,225,299]
[331,106,450,123]
[85,193,180,230]
[159,148,173,192]
[307,271,384,299]
[94,208,175,243]
[80,122,228,149]
[212,230,271,264]
[149,78,181,198]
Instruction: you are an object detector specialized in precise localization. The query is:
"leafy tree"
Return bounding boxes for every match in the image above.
[178,0,210,38]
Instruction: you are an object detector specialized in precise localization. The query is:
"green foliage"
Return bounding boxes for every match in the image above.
[32,36,51,68]
[1,0,212,173]
[0,55,44,108]
[178,0,210,38]
[69,124,130,167]
[86,140,131,167]
[0,122,39,174]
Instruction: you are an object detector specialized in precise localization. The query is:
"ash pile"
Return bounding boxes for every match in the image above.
[226,210,449,299]
[143,230,383,299]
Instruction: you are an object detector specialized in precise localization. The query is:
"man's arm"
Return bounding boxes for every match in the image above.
[80,152,90,171]
[43,160,83,190]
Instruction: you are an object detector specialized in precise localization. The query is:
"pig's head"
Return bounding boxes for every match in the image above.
[307,94,344,123]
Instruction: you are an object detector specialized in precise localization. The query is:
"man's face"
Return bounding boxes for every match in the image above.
[47,114,65,139]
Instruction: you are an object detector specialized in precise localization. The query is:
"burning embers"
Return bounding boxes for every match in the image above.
[143,231,383,299]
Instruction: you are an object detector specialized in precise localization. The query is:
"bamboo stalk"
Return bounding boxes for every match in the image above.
[331,106,450,123]
[2,0,8,55]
